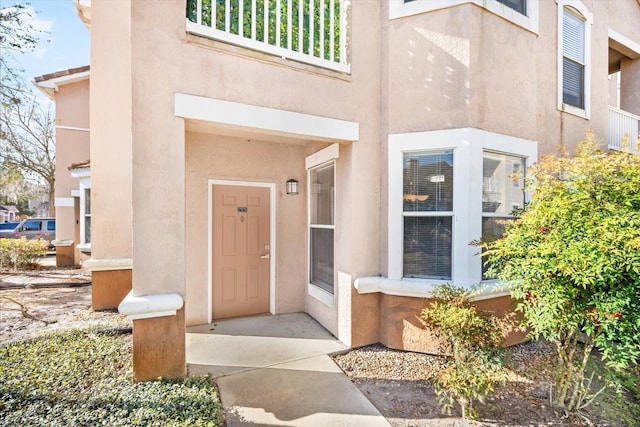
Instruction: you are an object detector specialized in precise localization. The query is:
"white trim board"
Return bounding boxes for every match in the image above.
[207,179,277,324]
[55,197,74,208]
[175,93,359,143]
[389,0,539,34]
[56,125,90,132]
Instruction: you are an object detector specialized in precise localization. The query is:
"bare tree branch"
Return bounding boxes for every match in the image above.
[0,88,55,216]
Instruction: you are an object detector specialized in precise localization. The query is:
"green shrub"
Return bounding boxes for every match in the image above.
[421,284,519,419]
[0,237,47,271]
[484,132,640,413]
[0,327,223,426]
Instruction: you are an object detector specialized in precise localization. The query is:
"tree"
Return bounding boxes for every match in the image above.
[1,3,52,216]
[483,132,640,414]
[1,3,41,101]
[0,88,56,216]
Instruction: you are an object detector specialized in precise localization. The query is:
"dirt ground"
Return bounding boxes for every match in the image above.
[0,281,131,345]
[1,268,637,427]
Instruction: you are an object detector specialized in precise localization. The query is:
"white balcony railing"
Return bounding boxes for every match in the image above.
[186,0,350,73]
[609,106,640,153]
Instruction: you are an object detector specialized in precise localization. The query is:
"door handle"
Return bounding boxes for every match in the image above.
[260,254,270,259]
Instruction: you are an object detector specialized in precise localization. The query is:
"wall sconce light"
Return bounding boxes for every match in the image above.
[311,182,322,195]
[286,179,299,195]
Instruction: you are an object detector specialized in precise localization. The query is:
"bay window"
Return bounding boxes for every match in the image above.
[388,128,537,292]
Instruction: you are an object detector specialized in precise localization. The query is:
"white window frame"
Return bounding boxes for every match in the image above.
[556,0,592,119]
[388,128,537,291]
[306,143,339,307]
[71,167,91,252]
[389,0,539,34]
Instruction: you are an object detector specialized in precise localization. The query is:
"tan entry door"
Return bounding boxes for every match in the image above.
[212,185,270,319]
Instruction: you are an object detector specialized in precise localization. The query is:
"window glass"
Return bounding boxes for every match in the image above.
[47,221,55,231]
[403,151,453,212]
[23,220,41,231]
[482,151,525,279]
[404,216,452,280]
[310,228,334,293]
[482,152,525,214]
[310,164,334,225]
[497,0,526,15]
[402,150,454,280]
[309,162,335,295]
[562,8,585,109]
[84,188,91,244]
[481,217,515,279]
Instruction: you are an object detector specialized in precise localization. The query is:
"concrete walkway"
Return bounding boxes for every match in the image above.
[186,313,390,426]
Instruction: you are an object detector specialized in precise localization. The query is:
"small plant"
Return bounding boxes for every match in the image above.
[421,284,519,419]
[0,237,47,271]
[484,132,640,415]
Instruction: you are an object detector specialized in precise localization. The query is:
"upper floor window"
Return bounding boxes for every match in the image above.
[496,0,526,15]
[562,9,585,108]
[390,0,539,33]
[557,0,592,118]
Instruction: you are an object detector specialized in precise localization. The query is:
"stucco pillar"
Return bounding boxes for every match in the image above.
[620,57,640,116]
[87,0,133,309]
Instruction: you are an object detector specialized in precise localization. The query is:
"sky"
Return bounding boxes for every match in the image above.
[4,0,90,99]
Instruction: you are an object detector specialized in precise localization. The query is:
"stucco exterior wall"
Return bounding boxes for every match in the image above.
[50,78,89,266]
[386,0,639,156]
[101,1,383,337]
[54,130,88,239]
[55,80,90,129]
[87,0,639,375]
[185,132,327,325]
[90,1,132,261]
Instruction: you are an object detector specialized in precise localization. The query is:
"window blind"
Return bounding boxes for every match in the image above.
[403,151,453,212]
[562,8,585,109]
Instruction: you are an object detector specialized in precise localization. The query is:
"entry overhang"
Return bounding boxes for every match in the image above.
[174,93,359,143]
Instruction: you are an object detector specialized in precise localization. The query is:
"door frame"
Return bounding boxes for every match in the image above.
[208,179,276,323]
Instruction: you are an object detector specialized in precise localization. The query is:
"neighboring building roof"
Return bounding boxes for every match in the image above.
[69,160,91,170]
[33,65,90,100]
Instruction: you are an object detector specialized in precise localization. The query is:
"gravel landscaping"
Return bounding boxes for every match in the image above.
[333,342,639,426]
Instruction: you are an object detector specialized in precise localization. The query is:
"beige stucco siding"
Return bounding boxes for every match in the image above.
[116,1,382,332]
[387,1,639,155]
[90,0,132,260]
[185,133,327,325]
[54,80,90,129]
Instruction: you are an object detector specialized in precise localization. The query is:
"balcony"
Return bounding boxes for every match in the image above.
[186,0,350,73]
[609,106,640,154]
